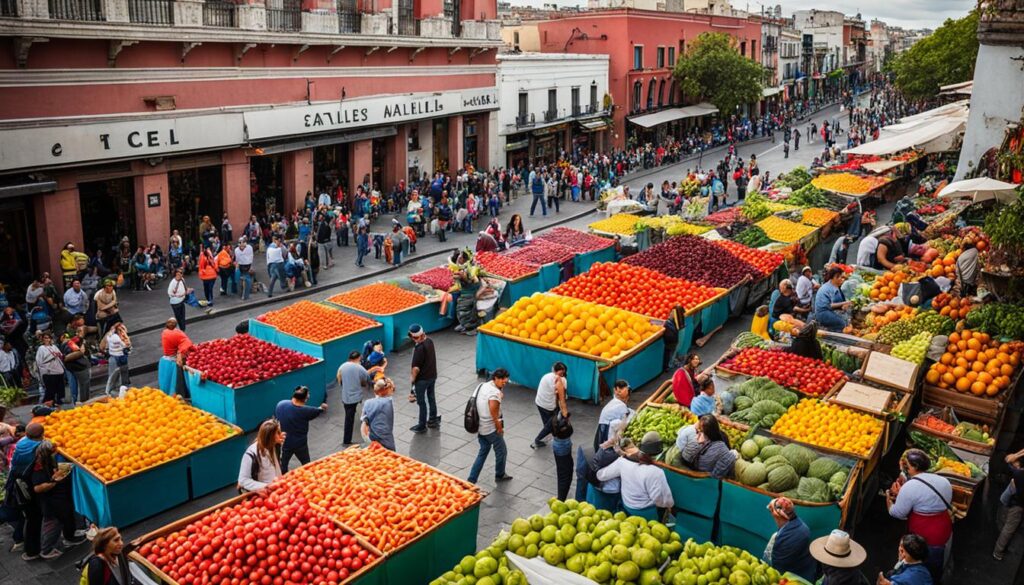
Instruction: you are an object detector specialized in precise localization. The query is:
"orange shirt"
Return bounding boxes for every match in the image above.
[198,253,217,280]
[161,328,193,357]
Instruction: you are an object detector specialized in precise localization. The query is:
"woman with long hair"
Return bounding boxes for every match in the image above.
[682,414,736,479]
[504,214,527,247]
[30,440,84,558]
[237,419,285,492]
[197,246,217,306]
[103,322,131,396]
[84,527,130,585]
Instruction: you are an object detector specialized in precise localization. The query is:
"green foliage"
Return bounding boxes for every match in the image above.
[983,188,1024,247]
[673,32,765,116]
[889,12,979,99]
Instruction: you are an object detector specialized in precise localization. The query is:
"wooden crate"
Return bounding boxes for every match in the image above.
[910,405,1000,457]
[920,382,1006,426]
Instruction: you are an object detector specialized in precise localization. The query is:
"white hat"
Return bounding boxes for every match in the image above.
[809,530,866,568]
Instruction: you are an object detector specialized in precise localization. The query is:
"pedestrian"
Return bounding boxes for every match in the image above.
[529,171,547,216]
[9,423,45,561]
[783,142,790,159]
[810,530,867,585]
[886,448,953,583]
[994,448,1024,560]
[235,237,254,300]
[28,440,85,559]
[763,496,818,582]
[84,527,131,585]
[550,409,574,501]
[595,431,673,520]
[101,323,131,397]
[355,226,369,268]
[237,419,284,493]
[266,235,286,298]
[35,332,66,406]
[794,128,801,150]
[735,171,749,202]
[92,280,119,336]
[59,327,90,405]
[159,318,192,399]
[388,222,406,266]
[61,280,88,316]
[167,268,190,330]
[408,324,439,432]
[197,246,217,306]
[274,386,327,472]
[316,216,334,269]
[337,350,372,446]
[594,380,633,450]
[878,534,933,585]
[531,362,568,449]
[0,338,19,388]
[467,368,514,484]
[361,378,396,451]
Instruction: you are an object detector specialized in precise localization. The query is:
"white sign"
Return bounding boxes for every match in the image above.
[0,113,245,172]
[244,88,498,141]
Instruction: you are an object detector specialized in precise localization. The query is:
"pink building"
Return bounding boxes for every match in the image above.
[0,0,501,288]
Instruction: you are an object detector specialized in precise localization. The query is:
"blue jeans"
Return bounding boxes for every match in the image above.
[356,247,367,266]
[468,431,507,484]
[393,247,402,266]
[530,192,547,216]
[814,309,849,332]
[267,262,284,296]
[238,270,252,300]
[413,379,437,428]
[553,437,573,500]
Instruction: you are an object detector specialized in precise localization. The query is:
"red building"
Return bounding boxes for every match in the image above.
[0,0,500,288]
[534,9,762,149]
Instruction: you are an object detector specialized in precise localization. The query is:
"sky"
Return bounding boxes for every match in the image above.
[507,0,975,30]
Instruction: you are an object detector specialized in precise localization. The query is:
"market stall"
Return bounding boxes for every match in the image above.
[503,239,577,289]
[326,282,452,352]
[474,251,544,308]
[534,227,618,275]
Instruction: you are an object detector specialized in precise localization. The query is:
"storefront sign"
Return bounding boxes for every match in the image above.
[244,89,498,141]
[147,193,161,208]
[0,114,245,172]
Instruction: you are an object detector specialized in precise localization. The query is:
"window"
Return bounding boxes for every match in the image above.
[547,88,557,120]
[669,79,678,106]
[590,83,598,111]
[751,40,757,59]
[571,87,580,115]
[668,46,676,66]
[740,41,746,57]
[657,79,665,107]
[656,47,665,68]
[633,45,643,70]
[646,79,656,110]
[513,31,520,50]
[518,92,528,121]
[632,81,642,112]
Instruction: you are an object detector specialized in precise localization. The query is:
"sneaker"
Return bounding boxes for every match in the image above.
[454,324,466,333]
[530,440,546,450]
[463,329,477,336]
[39,549,62,560]
[21,552,39,561]
[495,475,514,482]
[409,425,427,434]
[10,541,23,552]
[427,417,441,429]
[64,535,87,547]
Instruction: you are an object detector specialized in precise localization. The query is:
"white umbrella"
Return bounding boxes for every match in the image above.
[936,178,1020,204]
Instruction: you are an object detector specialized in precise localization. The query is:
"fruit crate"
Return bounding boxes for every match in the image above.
[59,399,246,528]
[654,461,719,543]
[326,295,452,353]
[911,405,1002,457]
[764,401,886,479]
[920,382,1007,426]
[823,380,911,458]
[128,492,386,585]
[248,302,384,389]
[714,364,847,402]
[493,270,544,309]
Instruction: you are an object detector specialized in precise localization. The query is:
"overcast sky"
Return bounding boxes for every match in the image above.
[508,0,974,29]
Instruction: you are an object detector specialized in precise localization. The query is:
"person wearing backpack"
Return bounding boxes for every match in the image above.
[550,410,574,501]
[7,423,44,560]
[82,527,131,585]
[236,419,284,493]
[466,369,513,485]
[529,172,547,217]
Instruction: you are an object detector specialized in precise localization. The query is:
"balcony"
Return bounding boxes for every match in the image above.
[512,105,609,131]
[516,114,535,128]
[202,1,235,28]
[1,0,16,15]
[543,109,557,123]
[128,0,172,25]
[49,0,103,21]
[266,0,301,32]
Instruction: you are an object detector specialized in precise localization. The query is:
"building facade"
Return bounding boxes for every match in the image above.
[496,53,610,168]
[0,0,502,288]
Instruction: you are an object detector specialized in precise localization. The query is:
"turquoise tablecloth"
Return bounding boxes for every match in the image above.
[70,457,190,528]
[498,272,544,308]
[573,245,617,275]
[327,300,452,352]
[662,466,721,543]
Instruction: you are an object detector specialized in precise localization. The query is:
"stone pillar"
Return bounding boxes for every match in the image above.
[283,149,314,215]
[103,0,129,22]
[16,0,48,18]
[238,2,268,31]
[131,161,170,248]
[447,115,464,174]
[385,126,409,188]
[475,113,490,171]
[222,149,252,230]
[173,0,203,26]
[34,175,84,283]
[348,140,373,198]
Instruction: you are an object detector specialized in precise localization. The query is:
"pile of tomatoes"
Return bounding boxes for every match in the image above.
[257,301,378,343]
[186,335,315,388]
[624,235,761,289]
[475,251,536,280]
[712,240,785,276]
[328,283,426,315]
[552,262,722,319]
[720,347,847,397]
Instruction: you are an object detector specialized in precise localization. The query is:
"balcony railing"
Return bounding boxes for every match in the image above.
[129,0,173,25]
[337,0,359,33]
[543,110,557,122]
[516,114,535,128]
[49,0,104,21]
[396,0,416,35]
[203,0,236,28]
[1,0,17,16]
[266,0,300,32]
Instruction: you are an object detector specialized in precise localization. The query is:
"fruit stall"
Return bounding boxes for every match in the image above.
[184,335,325,432]
[326,282,452,352]
[45,388,246,528]
[587,213,649,250]
[249,300,384,389]
[811,172,895,200]
[504,239,577,290]
[476,294,666,403]
[534,227,618,275]
[474,251,545,308]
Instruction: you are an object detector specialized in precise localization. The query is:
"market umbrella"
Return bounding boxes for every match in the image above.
[936,178,1021,204]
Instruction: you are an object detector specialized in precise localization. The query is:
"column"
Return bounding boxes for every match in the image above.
[34,174,84,283]
[447,114,464,174]
[222,149,252,228]
[131,160,170,248]
[283,148,314,214]
[475,113,490,170]
[348,139,373,197]
[385,126,409,188]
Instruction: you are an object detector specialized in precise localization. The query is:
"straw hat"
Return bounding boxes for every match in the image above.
[809,530,866,568]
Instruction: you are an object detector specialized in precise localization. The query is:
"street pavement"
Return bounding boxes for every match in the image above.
[5,102,1019,584]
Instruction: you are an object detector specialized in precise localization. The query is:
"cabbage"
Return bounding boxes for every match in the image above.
[829,470,849,499]
[767,464,799,492]
[759,445,783,460]
[780,443,817,476]
[734,396,755,411]
[797,477,832,503]
[807,457,844,482]
[752,435,774,450]
[739,461,768,487]
[740,440,761,461]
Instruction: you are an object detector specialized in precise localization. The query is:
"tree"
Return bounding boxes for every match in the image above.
[889,11,979,100]
[672,32,765,116]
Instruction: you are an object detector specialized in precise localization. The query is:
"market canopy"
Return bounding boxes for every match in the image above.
[763,87,782,98]
[628,103,718,128]
[937,177,1021,204]
[860,160,905,174]
[844,116,965,156]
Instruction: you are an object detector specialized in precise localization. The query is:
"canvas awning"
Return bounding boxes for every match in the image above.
[505,138,529,151]
[860,160,905,174]
[628,103,719,128]
[844,116,966,156]
[763,87,783,98]
[578,118,610,132]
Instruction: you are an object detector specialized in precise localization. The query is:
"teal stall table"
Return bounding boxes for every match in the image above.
[698,292,732,337]
[186,359,326,432]
[658,464,721,543]
[496,271,543,308]
[382,502,482,585]
[573,243,617,274]
[248,309,384,389]
[187,427,248,498]
[476,328,665,403]
[535,262,562,291]
[326,299,452,353]
[66,451,190,528]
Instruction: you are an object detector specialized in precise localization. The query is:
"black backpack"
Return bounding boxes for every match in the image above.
[463,384,483,434]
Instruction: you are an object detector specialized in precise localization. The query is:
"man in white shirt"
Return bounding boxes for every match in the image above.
[595,380,633,450]
[235,237,255,300]
[596,431,674,513]
[531,362,568,449]
[795,266,818,308]
[0,338,19,388]
[62,279,88,315]
[167,268,190,330]
[265,235,285,298]
[317,190,332,208]
[467,369,514,484]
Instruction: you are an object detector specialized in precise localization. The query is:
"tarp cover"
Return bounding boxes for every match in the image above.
[629,103,719,128]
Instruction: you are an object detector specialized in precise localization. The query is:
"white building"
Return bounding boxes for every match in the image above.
[779,28,803,85]
[794,9,844,76]
[497,53,611,167]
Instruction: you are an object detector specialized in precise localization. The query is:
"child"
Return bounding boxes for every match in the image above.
[361,378,396,451]
[372,234,384,259]
[383,237,393,265]
[362,341,388,382]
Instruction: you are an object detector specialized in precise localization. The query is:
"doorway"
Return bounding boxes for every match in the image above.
[432,118,449,173]
[0,197,38,299]
[371,138,387,192]
[463,118,478,170]
[79,177,136,255]
[314,143,350,202]
[168,166,224,248]
[250,154,284,220]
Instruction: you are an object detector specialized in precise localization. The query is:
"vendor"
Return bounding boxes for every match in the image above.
[681,414,736,479]
[773,280,810,322]
[813,267,852,332]
[596,431,673,520]
[689,378,718,416]
[855,226,884,267]
[875,225,908,270]
[829,235,856,266]
[796,266,819,309]
[594,380,632,450]
[763,497,818,583]
[504,214,527,248]
[237,419,284,492]
[580,419,626,512]
[954,238,980,297]
[886,449,952,583]
[670,352,705,406]
[787,321,824,361]
[811,530,867,585]
[160,318,193,399]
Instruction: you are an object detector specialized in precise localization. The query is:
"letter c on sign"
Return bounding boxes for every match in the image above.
[51,143,63,157]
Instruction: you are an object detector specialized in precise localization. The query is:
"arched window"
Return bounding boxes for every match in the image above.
[668,80,678,106]
[632,81,643,112]
[646,79,656,110]
[657,79,666,107]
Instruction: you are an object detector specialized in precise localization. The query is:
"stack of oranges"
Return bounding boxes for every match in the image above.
[928,251,960,279]
[328,283,426,315]
[931,292,972,320]
[925,329,1020,397]
[869,267,916,301]
[257,300,378,342]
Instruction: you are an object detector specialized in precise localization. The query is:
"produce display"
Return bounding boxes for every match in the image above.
[137,487,379,585]
[868,267,917,302]
[728,377,799,427]
[625,405,695,443]
[256,301,378,343]
[800,208,840,227]
[45,388,237,481]
[720,348,847,397]
[733,332,770,350]
[504,240,575,266]
[704,207,746,226]
[328,283,426,315]
[636,215,687,231]
[552,262,723,319]
[683,196,710,218]
[733,436,850,502]
[480,293,661,359]
[433,498,684,585]
[786,184,837,208]
[914,413,995,446]
[876,310,954,345]
[410,266,455,292]
[186,335,316,388]
[741,192,800,222]
[925,329,1019,396]
[926,251,961,280]
[891,332,933,365]
[277,444,481,552]
[474,251,536,280]
[908,431,985,480]
[819,344,863,375]
[775,166,813,190]
[811,173,890,195]
[966,303,1024,340]
[666,540,783,585]
[733,226,773,248]
[623,235,761,289]
[588,214,640,235]
[771,400,884,457]
[755,216,817,244]
[860,304,917,336]
[666,222,715,236]
[931,293,973,321]
[535,227,615,252]
[712,240,784,276]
